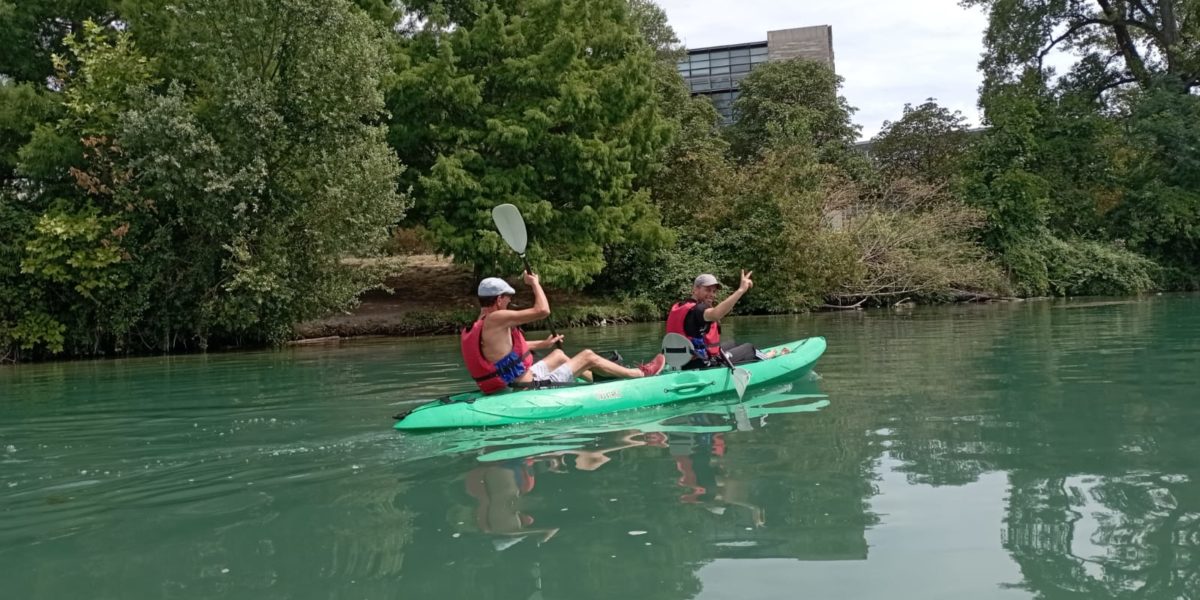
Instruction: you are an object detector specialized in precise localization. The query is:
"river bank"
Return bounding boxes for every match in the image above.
[293,254,1027,344]
[292,255,661,342]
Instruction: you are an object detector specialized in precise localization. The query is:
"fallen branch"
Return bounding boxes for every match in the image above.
[821,297,869,310]
[949,288,1022,302]
[286,336,342,346]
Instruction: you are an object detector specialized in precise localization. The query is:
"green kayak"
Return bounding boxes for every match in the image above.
[425,380,831,462]
[394,336,826,430]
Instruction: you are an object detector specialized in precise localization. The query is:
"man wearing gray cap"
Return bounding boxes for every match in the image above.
[461,272,665,394]
[665,270,785,369]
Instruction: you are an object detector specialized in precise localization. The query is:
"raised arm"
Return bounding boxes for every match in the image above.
[703,270,753,322]
[488,271,551,328]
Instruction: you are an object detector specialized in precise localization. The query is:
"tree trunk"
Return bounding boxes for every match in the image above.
[1096,0,1153,87]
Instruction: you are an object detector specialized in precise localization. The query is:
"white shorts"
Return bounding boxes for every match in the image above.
[529,360,575,383]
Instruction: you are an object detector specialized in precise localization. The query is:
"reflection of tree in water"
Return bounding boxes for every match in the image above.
[995,301,1200,598]
[817,304,1031,488]
[1004,472,1199,599]
[837,299,1199,599]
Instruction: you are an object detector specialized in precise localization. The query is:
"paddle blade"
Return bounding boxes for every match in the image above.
[492,203,528,255]
[733,403,753,432]
[662,333,695,370]
[731,367,750,400]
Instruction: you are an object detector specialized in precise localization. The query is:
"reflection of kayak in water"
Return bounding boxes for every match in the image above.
[394,337,826,430]
[419,379,831,463]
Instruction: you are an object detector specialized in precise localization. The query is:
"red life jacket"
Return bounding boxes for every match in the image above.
[666,300,721,357]
[461,315,533,394]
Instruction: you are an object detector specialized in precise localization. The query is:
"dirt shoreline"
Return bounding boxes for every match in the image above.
[293,255,652,341]
[293,254,1029,344]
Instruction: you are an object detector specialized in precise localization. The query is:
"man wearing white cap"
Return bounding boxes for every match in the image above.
[461,272,665,394]
[665,270,785,369]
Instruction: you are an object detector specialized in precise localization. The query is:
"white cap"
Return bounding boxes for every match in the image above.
[694,274,722,288]
[477,277,516,297]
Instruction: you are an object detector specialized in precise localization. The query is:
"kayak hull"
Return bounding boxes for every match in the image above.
[394,336,826,430]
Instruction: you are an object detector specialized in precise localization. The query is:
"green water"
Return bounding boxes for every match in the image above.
[3,296,1198,599]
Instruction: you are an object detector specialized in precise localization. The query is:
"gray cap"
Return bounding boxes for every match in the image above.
[478,277,516,297]
[694,273,722,288]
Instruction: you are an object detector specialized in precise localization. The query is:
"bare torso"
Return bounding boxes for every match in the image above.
[479,311,534,383]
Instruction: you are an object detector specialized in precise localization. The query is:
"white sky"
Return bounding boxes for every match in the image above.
[655,0,991,140]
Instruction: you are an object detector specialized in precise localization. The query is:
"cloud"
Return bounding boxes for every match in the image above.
[655,0,990,139]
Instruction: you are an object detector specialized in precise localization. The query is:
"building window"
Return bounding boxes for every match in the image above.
[682,40,775,124]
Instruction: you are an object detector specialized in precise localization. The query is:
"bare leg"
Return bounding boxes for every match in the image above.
[535,349,570,369]
[513,349,570,385]
[566,349,643,379]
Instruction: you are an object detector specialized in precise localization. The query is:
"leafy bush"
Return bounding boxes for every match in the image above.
[590,237,729,308]
[1003,233,1160,297]
[382,226,436,256]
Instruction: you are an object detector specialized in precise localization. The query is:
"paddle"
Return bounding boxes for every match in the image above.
[492,203,562,350]
[716,350,753,431]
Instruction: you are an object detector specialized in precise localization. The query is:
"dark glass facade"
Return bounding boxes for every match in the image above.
[677,43,770,123]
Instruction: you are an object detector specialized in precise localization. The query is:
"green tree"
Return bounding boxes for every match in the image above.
[628,0,684,62]
[870,99,974,185]
[726,58,864,171]
[5,1,406,358]
[5,20,156,355]
[962,0,1198,293]
[962,0,1199,95]
[1109,86,1200,285]
[0,81,57,181]
[0,0,117,181]
[388,0,673,288]
[0,0,116,82]
[715,146,858,312]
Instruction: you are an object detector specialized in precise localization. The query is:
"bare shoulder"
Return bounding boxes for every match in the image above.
[484,309,522,329]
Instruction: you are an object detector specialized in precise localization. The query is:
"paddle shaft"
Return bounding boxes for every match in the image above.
[518,258,562,350]
[715,347,752,428]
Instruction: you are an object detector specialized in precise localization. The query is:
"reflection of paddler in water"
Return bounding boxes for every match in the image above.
[539,431,667,472]
[464,431,666,551]
[669,426,766,528]
[465,459,559,547]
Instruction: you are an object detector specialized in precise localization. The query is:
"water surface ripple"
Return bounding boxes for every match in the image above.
[2,295,1198,599]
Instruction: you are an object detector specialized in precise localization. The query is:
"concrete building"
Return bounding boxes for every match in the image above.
[677,25,835,123]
